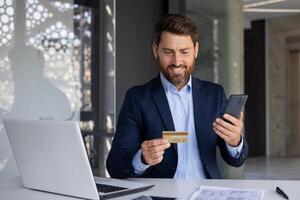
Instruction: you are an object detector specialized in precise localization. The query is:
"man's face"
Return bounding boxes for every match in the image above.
[152,31,198,90]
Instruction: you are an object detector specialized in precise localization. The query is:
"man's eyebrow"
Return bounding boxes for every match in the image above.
[180,48,190,51]
[161,48,191,51]
[161,48,174,52]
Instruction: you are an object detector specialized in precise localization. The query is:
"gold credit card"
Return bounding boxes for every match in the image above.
[162,131,188,143]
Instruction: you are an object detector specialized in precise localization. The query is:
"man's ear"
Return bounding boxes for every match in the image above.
[152,41,158,59]
[194,42,199,59]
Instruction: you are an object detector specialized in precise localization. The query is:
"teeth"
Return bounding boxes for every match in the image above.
[171,67,183,71]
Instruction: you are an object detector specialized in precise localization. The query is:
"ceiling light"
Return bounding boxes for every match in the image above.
[244,0,286,8]
[244,8,300,13]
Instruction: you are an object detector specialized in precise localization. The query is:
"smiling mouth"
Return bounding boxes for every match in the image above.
[169,65,185,72]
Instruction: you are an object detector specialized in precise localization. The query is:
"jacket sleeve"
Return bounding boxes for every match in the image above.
[106,89,142,178]
[217,87,249,167]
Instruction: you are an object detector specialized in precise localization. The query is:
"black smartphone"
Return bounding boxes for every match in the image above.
[223,94,248,118]
[132,196,179,200]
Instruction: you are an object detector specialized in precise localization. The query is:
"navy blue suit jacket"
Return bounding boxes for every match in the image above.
[106,76,248,179]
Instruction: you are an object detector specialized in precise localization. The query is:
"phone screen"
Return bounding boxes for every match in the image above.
[223,94,248,118]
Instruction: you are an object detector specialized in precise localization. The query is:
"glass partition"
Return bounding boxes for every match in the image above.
[185,0,245,178]
[0,0,115,179]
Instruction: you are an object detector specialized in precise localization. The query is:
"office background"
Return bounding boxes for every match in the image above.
[0,0,300,181]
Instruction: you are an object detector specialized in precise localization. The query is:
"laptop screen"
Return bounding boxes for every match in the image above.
[4,118,154,200]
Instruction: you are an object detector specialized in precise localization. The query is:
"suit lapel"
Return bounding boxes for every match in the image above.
[152,84,175,132]
[192,78,206,158]
[152,76,177,152]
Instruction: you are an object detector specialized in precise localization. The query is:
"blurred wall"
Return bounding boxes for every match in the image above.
[115,0,168,116]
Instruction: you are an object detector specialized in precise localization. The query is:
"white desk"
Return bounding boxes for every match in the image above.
[0,177,299,200]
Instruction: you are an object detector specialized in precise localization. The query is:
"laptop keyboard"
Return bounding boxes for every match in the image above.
[96,183,128,193]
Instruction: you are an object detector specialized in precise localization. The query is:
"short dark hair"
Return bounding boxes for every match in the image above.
[154,14,198,45]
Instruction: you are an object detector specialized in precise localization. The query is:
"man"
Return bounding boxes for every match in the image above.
[106,14,248,179]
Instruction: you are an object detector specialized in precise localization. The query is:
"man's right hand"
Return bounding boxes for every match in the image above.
[141,138,170,165]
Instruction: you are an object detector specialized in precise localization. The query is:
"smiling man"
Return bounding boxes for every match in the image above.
[106,14,248,179]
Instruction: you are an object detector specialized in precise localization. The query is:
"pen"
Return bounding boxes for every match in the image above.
[276,186,289,199]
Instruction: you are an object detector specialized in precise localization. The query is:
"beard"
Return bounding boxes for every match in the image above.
[164,64,189,85]
[157,57,195,89]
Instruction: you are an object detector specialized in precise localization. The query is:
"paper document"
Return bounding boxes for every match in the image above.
[189,185,264,200]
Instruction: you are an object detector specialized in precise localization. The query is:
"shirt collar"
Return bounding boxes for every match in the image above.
[160,72,192,94]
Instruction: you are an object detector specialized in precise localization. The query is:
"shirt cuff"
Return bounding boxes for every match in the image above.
[226,137,244,158]
[132,149,151,175]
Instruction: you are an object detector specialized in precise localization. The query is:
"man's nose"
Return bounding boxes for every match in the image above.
[171,53,182,66]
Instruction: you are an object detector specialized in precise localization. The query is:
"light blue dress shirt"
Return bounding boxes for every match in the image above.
[132,73,243,178]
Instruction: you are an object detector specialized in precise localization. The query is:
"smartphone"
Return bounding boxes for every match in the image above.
[132,196,179,200]
[223,94,248,118]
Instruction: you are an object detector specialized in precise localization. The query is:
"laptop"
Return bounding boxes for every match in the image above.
[3,118,154,200]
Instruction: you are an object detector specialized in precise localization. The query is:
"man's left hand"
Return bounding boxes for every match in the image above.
[213,112,244,147]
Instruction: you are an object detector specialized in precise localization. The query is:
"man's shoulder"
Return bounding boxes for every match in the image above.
[126,76,160,96]
[192,77,224,91]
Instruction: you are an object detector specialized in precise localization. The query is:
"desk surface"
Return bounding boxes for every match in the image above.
[0,177,299,200]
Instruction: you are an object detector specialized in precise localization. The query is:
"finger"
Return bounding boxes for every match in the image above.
[213,121,236,138]
[240,111,244,120]
[215,119,242,136]
[149,156,164,165]
[214,126,242,147]
[214,118,237,132]
[149,151,165,160]
[213,119,240,137]
[223,114,243,128]
[141,145,169,161]
[223,114,239,125]
[143,153,164,165]
[213,127,230,141]
[150,144,170,154]
[218,113,244,132]
[143,140,170,152]
[144,138,169,147]
[214,127,240,147]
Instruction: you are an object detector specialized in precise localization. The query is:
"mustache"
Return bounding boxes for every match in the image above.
[168,64,187,69]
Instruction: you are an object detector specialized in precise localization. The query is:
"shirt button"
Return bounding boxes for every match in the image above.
[180,115,184,119]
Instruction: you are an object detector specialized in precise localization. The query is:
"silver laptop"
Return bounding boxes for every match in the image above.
[3,118,154,200]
